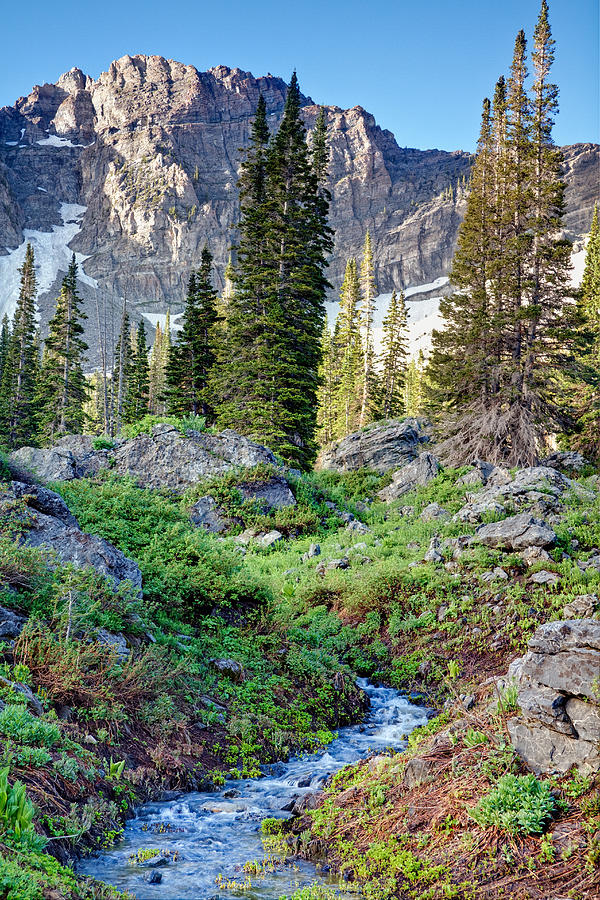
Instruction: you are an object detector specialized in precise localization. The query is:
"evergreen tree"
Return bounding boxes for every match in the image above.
[0,316,10,385]
[379,289,409,419]
[427,1,574,465]
[148,316,171,415]
[404,351,426,416]
[316,323,338,446]
[216,78,333,467]
[574,205,600,459]
[168,246,219,418]
[334,258,362,436]
[112,303,132,434]
[358,230,377,427]
[37,256,88,441]
[123,321,150,424]
[1,244,39,447]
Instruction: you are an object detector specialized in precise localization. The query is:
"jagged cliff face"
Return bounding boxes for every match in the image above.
[0,55,598,360]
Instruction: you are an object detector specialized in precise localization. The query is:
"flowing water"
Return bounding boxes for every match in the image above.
[79,680,431,899]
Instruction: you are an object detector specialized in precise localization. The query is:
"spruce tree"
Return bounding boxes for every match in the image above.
[112,303,132,434]
[123,321,150,424]
[37,256,88,441]
[334,258,362,437]
[148,318,171,415]
[216,78,333,467]
[316,323,338,446]
[1,244,39,447]
[427,1,575,465]
[379,289,409,419]
[574,205,600,459]
[404,351,426,416]
[358,230,377,427]
[168,246,219,418]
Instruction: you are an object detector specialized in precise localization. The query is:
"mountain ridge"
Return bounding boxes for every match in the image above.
[0,55,597,361]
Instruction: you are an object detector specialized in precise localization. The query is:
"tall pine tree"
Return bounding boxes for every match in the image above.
[123,321,150,424]
[334,258,362,437]
[358,230,378,427]
[37,255,88,441]
[168,247,219,418]
[379,289,409,419]
[1,244,39,447]
[216,77,333,467]
[574,205,600,459]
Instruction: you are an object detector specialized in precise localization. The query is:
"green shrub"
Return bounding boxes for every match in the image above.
[0,705,60,747]
[91,436,115,451]
[470,773,556,835]
[0,766,44,849]
[120,414,207,439]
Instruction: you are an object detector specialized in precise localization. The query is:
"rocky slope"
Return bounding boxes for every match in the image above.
[0,56,597,361]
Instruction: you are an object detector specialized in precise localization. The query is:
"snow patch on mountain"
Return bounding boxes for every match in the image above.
[36,135,85,148]
[0,203,97,322]
[142,312,184,333]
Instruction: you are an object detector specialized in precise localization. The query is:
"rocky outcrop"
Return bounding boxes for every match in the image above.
[317,419,430,474]
[0,56,596,364]
[454,465,594,523]
[10,425,279,495]
[0,481,142,592]
[506,620,600,775]
[378,452,440,501]
[473,513,556,552]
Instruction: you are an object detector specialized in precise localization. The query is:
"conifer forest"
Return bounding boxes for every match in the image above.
[0,2,598,899]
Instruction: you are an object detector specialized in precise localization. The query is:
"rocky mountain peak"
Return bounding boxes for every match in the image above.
[0,56,597,364]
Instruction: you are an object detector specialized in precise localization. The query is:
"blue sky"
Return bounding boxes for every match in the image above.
[1,0,597,152]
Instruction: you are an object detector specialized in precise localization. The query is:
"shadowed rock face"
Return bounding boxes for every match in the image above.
[0,55,597,363]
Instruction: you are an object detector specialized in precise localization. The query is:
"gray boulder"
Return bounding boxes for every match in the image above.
[455,465,592,523]
[2,481,142,593]
[257,530,284,549]
[95,628,130,662]
[378,452,440,502]
[529,570,560,586]
[420,502,449,522]
[507,619,600,775]
[189,497,233,534]
[0,606,27,640]
[111,426,277,493]
[210,658,245,682]
[563,595,598,619]
[317,418,429,474]
[237,475,296,512]
[474,513,556,552]
[540,451,589,473]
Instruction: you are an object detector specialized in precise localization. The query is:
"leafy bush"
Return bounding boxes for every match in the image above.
[57,476,271,616]
[0,766,44,849]
[120,414,207,439]
[470,773,556,835]
[91,436,115,451]
[0,705,60,747]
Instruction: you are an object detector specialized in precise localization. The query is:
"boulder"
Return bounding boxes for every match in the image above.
[529,570,560,586]
[189,497,232,534]
[257,530,284,549]
[378,452,441,502]
[402,756,438,789]
[210,658,245,682]
[302,543,321,562]
[237,476,296,511]
[316,418,429,474]
[480,567,509,583]
[1,481,142,593]
[0,606,27,640]
[455,465,592,523]
[420,502,449,522]
[423,536,443,564]
[95,628,130,662]
[474,513,556,552]
[111,426,277,493]
[11,428,279,496]
[507,619,600,774]
[507,718,600,776]
[563,595,598,619]
[540,451,589,473]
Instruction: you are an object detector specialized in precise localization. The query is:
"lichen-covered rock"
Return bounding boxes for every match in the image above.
[1,480,142,593]
[189,496,232,534]
[507,619,600,775]
[474,513,556,552]
[378,452,440,501]
[317,419,429,474]
[236,476,296,511]
[563,595,599,619]
[0,606,27,640]
[455,465,593,523]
